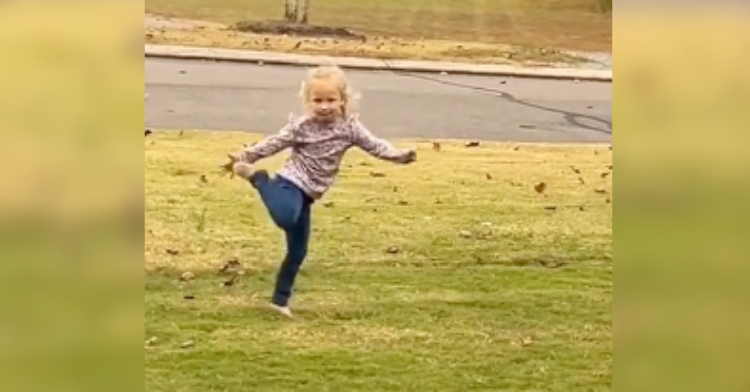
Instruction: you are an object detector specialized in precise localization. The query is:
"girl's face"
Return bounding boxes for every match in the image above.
[306,78,344,122]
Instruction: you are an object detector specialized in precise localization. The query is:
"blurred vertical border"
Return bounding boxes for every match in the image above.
[616,2,750,392]
[0,1,144,392]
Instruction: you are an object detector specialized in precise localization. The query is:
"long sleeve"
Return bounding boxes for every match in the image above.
[240,119,298,163]
[349,118,411,163]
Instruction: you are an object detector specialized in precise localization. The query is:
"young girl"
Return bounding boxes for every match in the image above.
[221,65,417,318]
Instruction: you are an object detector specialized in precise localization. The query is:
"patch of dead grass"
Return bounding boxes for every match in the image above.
[145,0,610,65]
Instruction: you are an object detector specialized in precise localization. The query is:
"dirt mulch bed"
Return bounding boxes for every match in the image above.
[233,21,365,41]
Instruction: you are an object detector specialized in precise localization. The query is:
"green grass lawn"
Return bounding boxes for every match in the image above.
[145,130,613,391]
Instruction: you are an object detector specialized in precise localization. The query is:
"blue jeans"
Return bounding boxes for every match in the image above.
[248,170,313,307]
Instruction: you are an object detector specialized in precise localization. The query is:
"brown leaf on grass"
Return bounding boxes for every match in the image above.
[292,41,302,49]
[606,197,612,204]
[432,142,441,151]
[223,273,244,287]
[578,177,586,185]
[465,141,480,148]
[570,165,581,174]
[601,172,611,179]
[534,182,547,194]
[219,258,241,273]
[393,186,398,193]
[386,246,400,254]
[370,171,386,178]
[145,129,152,137]
[595,188,608,194]
[544,205,557,211]
[199,175,208,184]
[166,248,180,255]
[397,200,409,205]
[485,173,493,180]
[323,201,334,208]
[511,336,535,348]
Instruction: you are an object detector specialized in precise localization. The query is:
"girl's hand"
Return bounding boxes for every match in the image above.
[399,149,417,164]
[219,153,240,178]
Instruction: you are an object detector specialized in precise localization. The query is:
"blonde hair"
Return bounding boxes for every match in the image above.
[299,65,360,118]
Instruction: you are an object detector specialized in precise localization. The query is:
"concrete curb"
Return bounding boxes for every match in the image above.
[145,44,612,82]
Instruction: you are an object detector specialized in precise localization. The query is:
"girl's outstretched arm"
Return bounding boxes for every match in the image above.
[239,118,299,163]
[350,118,416,164]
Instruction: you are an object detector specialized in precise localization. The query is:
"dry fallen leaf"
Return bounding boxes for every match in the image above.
[534,182,547,194]
[432,142,441,151]
[166,248,180,256]
[465,141,481,148]
[219,258,241,273]
[578,177,586,185]
[323,201,334,208]
[570,165,581,174]
[370,171,386,177]
[199,175,208,184]
[223,273,243,287]
[145,129,152,137]
[595,188,608,194]
[485,173,493,180]
[386,246,400,254]
[601,172,611,178]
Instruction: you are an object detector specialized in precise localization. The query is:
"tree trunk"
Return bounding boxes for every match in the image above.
[283,0,310,24]
[299,0,310,24]
[283,0,296,22]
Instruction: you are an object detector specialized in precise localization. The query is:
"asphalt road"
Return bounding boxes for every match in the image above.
[145,58,612,143]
